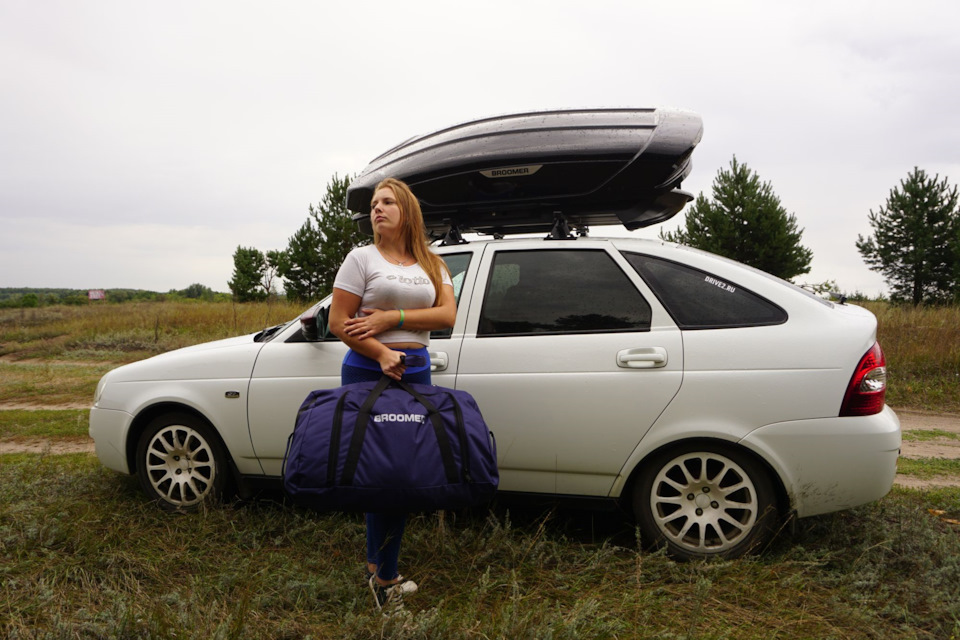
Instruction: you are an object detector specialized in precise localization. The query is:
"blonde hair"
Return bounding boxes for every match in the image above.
[372,178,450,306]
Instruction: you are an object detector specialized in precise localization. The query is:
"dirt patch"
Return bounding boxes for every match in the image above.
[0,402,92,410]
[897,408,960,435]
[0,437,95,455]
[893,475,960,489]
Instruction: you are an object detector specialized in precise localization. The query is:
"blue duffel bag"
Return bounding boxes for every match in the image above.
[283,376,499,512]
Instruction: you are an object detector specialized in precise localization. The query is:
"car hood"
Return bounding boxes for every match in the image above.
[102,334,266,384]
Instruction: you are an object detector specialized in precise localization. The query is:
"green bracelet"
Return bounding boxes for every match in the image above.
[397,309,405,328]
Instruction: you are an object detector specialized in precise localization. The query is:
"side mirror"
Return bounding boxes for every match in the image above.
[299,306,330,342]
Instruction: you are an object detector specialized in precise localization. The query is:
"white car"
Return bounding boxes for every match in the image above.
[90,108,900,559]
[90,236,899,559]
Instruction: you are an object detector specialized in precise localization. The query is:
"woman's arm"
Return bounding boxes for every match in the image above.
[342,284,456,341]
[329,287,405,380]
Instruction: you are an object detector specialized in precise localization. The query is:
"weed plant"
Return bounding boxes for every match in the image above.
[2,454,958,639]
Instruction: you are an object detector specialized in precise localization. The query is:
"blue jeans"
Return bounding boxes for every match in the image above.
[341,349,431,581]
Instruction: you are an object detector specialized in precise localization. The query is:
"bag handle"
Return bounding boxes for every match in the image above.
[339,376,462,487]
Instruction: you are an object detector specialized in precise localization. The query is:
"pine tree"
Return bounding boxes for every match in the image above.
[278,174,368,302]
[660,157,813,280]
[228,246,268,302]
[856,168,959,305]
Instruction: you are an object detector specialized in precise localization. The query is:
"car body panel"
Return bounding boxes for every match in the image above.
[738,406,901,517]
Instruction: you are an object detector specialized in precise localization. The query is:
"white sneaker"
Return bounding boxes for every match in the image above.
[369,574,418,612]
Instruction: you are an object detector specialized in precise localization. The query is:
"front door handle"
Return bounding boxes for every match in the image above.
[430,351,448,372]
[617,347,667,369]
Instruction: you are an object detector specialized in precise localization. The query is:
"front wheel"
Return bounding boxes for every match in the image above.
[633,443,780,560]
[135,413,231,511]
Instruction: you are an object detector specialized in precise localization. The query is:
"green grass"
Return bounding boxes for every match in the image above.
[897,457,960,480]
[901,429,960,442]
[0,409,89,439]
[2,454,959,639]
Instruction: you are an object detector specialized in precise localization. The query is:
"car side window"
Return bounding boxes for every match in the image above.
[431,252,472,339]
[478,249,651,336]
[623,252,786,329]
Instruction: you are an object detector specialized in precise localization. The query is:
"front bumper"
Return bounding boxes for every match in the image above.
[89,406,134,475]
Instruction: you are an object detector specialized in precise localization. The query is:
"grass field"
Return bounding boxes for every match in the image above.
[1,454,959,639]
[2,300,959,638]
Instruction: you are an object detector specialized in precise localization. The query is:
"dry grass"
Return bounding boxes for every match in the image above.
[0,301,304,406]
[862,302,960,413]
[1,453,958,639]
[0,301,304,362]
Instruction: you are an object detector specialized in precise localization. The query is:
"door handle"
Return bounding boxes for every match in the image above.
[430,351,448,372]
[617,347,667,369]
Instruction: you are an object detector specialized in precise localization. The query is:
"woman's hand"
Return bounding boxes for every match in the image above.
[378,349,406,381]
[342,308,398,341]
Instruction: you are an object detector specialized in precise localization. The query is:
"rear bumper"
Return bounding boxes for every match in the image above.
[740,406,900,518]
[89,406,134,475]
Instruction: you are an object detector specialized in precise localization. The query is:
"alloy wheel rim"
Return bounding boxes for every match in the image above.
[650,451,758,553]
[145,425,216,507]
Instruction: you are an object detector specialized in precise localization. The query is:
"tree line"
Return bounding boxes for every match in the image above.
[0,285,225,308]
[231,161,960,307]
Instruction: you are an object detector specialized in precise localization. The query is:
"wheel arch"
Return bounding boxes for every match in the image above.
[619,437,791,521]
[125,402,236,478]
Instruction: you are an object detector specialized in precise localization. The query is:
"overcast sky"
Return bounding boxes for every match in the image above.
[2,1,958,297]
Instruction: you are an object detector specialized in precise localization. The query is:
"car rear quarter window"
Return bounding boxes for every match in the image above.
[623,252,786,329]
[478,249,651,336]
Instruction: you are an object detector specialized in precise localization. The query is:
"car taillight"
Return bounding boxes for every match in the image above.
[840,342,887,417]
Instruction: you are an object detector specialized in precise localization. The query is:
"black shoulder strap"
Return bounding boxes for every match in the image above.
[395,381,460,485]
[326,391,350,487]
[340,376,392,486]
[339,377,463,487]
[443,390,473,483]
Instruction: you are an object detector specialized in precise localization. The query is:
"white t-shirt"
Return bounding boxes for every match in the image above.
[333,244,453,346]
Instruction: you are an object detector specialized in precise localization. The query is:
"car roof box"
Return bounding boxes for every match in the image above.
[346,108,702,237]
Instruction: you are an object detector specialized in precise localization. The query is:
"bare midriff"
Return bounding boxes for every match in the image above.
[383,342,427,350]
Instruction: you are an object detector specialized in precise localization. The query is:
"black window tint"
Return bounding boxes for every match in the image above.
[479,249,651,336]
[431,252,472,340]
[623,253,786,329]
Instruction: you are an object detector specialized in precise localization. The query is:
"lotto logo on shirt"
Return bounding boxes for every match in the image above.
[386,275,431,286]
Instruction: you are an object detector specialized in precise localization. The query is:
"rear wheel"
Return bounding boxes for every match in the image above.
[633,443,779,560]
[135,413,230,511]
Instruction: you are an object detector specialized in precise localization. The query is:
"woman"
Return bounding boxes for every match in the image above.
[329,177,456,611]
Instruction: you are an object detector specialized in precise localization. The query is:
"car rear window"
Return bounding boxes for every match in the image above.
[623,252,786,329]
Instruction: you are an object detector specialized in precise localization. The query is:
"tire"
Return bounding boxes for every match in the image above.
[135,412,231,512]
[633,442,779,560]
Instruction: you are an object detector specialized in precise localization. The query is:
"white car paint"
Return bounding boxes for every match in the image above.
[90,236,900,524]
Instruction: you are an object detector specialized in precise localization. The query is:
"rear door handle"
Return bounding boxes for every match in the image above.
[617,347,668,369]
[430,351,448,372]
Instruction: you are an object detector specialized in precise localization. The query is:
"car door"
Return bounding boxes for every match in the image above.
[245,249,478,476]
[453,239,683,497]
